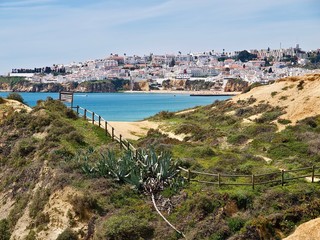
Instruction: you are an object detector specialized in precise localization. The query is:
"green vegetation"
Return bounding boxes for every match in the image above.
[0,219,10,240]
[0,76,29,86]
[95,215,154,240]
[56,228,78,240]
[7,92,25,103]
[3,83,320,239]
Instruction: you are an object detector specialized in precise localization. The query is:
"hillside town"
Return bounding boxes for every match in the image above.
[9,45,320,91]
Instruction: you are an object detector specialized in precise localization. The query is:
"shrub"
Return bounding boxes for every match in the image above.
[7,92,24,103]
[297,80,304,90]
[227,134,249,145]
[271,91,278,97]
[56,228,78,240]
[98,215,154,240]
[279,96,288,101]
[29,188,51,219]
[188,195,218,219]
[227,217,246,233]
[277,118,292,125]
[13,139,37,157]
[255,109,284,123]
[25,230,36,240]
[191,146,215,158]
[66,131,85,144]
[71,194,103,220]
[0,97,5,104]
[154,111,174,119]
[242,82,262,93]
[0,219,10,240]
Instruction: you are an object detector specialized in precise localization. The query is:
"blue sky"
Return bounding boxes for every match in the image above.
[0,0,319,74]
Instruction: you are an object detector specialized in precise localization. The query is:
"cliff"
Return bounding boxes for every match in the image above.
[0,79,131,92]
[224,78,249,92]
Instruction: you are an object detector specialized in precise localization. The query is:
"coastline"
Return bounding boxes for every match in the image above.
[123,90,241,96]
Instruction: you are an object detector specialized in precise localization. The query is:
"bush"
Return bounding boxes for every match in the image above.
[0,219,10,240]
[271,91,278,97]
[154,111,174,119]
[97,215,154,240]
[188,195,218,219]
[297,80,304,90]
[191,146,215,158]
[29,188,51,219]
[56,228,78,240]
[227,134,249,145]
[7,93,24,103]
[227,217,246,233]
[0,97,5,104]
[277,118,292,125]
[71,195,103,220]
[255,109,284,123]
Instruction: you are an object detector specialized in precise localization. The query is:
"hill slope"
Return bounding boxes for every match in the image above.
[2,74,320,240]
[233,74,320,127]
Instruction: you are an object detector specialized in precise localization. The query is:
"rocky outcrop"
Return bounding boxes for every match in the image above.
[133,81,150,91]
[0,79,131,92]
[162,79,186,90]
[224,79,249,92]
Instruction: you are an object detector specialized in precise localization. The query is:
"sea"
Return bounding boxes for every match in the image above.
[0,92,231,121]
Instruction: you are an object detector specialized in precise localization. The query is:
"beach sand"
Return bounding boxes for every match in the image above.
[123,90,240,95]
[108,120,159,140]
[108,119,189,141]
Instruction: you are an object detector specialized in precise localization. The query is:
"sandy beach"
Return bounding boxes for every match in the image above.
[108,119,188,141]
[123,90,240,95]
[108,120,160,140]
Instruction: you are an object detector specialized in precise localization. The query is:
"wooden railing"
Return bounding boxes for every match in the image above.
[72,105,320,190]
[73,105,137,153]
[179,165,320,189]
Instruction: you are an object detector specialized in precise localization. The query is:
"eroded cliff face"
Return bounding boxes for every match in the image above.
[133,81,150,91]
[224,79,249,92]
[0,80,131,92]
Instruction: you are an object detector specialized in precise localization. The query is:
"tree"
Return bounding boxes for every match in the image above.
[169,58,176,67]
[236,50,257,62]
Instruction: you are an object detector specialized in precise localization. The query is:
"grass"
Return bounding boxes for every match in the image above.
[3,88,320,239]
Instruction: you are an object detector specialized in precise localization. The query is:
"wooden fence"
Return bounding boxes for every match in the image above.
[73,105,138,154]
[179,165,320,189]
[72,105,320,190]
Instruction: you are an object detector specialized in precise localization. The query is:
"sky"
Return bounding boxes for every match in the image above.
[0,0,319,74]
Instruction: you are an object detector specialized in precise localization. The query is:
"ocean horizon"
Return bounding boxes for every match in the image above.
[0,92,231,121]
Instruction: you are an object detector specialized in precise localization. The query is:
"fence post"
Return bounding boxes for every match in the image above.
[84,109,87,120]
[187,169,191,182]
[119,134,122,149]
[99,116,101,127]
[252,174,255,190]
[312,165,315,183]
[112,128,115,141]
[105,122,108,136]
[76,105,79,115]
[135,149,138,159]
[281,170,285,186]
[218,173,221,187]
[92,112,95,124]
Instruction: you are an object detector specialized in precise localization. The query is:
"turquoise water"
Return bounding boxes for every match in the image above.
[0,92,231,121]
